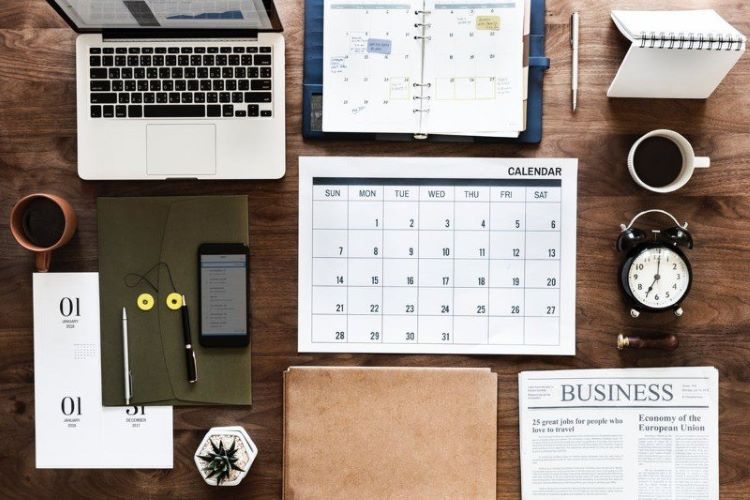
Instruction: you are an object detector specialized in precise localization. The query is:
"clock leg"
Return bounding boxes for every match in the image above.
[630,309,640,318]
[674,307,683,317]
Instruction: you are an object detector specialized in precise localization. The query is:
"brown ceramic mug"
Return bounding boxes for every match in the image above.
[10,194,77,272]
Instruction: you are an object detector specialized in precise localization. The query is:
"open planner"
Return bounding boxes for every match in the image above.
[609,10,746,99]
[323,0,527,137]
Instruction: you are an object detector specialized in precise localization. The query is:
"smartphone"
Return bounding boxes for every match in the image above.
[198,243,250,347]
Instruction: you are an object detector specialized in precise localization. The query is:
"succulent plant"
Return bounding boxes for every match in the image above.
[197,438,245,485]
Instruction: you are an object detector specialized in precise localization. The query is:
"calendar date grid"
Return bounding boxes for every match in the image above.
[310,177,562,346]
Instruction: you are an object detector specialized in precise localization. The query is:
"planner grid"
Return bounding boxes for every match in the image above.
[299,157,577,355]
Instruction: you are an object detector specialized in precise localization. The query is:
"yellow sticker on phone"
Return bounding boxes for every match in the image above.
[476,15,500,31]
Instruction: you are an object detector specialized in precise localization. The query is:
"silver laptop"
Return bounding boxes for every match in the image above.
[49,0,285,180]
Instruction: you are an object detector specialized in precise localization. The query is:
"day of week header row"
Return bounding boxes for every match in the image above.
[313,184,562,202]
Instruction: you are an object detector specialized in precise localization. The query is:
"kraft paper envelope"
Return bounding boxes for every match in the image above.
[98,196,251,406]
[283,366,498,499]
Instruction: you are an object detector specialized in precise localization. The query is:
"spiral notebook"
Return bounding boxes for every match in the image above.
[608,9,746,99]
[322,0,526,137]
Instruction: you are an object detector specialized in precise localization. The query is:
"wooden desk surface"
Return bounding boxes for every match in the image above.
[1,0,749,497]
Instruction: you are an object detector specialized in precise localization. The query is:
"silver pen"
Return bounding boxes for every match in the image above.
[570,11,580,111]
[122,307,132,405]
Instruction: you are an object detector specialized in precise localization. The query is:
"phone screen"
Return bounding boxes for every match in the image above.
[199,253,247,337]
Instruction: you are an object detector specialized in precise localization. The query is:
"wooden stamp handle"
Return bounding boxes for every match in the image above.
[617,333,679,351]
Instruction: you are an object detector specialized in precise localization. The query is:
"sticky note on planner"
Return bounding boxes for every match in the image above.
[367,38,392,55]
[476,15,500,30]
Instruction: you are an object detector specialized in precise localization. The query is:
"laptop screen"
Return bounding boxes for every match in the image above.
[52,0,276,30]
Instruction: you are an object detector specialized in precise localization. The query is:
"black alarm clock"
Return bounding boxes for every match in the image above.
[616,210,693,318]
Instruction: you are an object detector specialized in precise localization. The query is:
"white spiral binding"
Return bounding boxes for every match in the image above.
[413,8,432,115]
[638,31,744,51]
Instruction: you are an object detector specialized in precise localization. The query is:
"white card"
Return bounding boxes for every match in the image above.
[33,273,173,469]
[299,157,577,355]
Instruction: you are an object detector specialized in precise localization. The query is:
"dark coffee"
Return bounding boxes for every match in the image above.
[633,136,684,188]
[21,197,65,247]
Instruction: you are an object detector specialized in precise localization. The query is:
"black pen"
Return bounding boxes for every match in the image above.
[181,294,198,384]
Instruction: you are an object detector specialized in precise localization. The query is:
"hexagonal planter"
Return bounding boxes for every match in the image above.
[194,426,258,487]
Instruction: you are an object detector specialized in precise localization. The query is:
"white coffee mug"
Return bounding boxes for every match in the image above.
[628,129,710,194]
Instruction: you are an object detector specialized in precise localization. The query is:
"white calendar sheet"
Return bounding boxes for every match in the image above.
[322,0,525,135]
[299,157,577,355]
[33,273,172,468]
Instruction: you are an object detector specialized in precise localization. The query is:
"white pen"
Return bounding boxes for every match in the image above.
[122,307,132,405]
[570,11,580,111]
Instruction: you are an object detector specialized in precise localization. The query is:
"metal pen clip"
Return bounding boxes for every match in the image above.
[127,370,133,405]
[570,13,574,45]
[191,350,198,383]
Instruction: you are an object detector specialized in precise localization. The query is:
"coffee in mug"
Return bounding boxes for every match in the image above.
[632,136,683,188]
[21,197,67,248]
[10,194,77,272]
[628,129,710,194]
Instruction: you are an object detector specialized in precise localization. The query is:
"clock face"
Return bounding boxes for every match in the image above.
[626,246,690,310]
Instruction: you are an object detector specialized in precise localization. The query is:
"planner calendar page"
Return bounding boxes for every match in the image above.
[298,157,578,355]
[322,0,525,135]
[424,1,525,134]
[322,0,423,133]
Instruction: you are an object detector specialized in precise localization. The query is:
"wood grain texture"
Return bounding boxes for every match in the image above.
[1,0,749,497]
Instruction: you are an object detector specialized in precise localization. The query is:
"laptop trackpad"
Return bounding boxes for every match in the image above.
[146,124,216,176]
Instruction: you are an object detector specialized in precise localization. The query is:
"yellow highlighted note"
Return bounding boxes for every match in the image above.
[476,15,500,31]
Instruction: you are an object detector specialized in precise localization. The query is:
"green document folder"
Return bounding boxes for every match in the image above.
[98,196,251,406]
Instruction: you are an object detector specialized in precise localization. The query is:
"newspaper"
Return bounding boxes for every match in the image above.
[519,367,718,500]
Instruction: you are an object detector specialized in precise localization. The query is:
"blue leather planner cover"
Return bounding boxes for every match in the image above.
[302,0,550,143]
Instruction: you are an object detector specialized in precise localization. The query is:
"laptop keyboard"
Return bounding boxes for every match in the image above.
[88,45,273,119]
